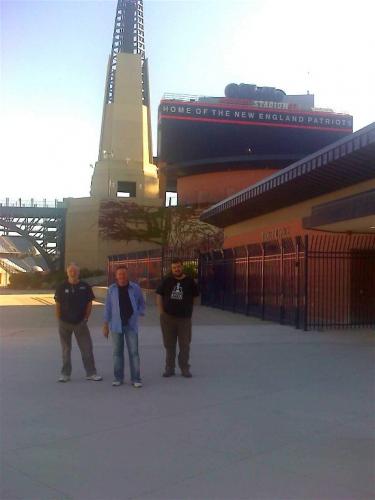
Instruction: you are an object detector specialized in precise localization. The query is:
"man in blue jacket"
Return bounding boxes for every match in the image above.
[103,266,145,387]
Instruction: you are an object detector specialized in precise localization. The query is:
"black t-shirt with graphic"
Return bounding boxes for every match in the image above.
[156,275,199,318]
[54,281,95,324]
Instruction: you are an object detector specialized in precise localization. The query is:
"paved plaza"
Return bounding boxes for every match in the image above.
[0,292,374,500]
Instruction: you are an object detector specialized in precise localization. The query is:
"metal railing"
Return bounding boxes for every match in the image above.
[0,198,64,208]
[200,238,306,328]
[107,234,375,330]
[307,234,375,329]
[199,234,375,330]
[162,93,206,102]
[108,248,199,289]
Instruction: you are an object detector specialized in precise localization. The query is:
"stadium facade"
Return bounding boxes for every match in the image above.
[158,84,353,206]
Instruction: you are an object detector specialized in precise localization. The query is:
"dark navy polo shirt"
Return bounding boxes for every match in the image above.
[54,281,95,324]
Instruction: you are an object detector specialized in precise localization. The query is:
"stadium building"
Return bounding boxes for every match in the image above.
[157,83,353,206]
[199,123,375,330]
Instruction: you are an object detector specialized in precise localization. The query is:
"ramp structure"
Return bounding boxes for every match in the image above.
[0,201,66,270]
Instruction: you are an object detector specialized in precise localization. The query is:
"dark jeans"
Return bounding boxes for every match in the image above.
[160,313,192,371]
[58,320,97,377]
[111,325,141,383]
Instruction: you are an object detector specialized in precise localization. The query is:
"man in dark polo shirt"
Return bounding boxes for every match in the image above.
[54,263,102,383]
[156,258,199,378]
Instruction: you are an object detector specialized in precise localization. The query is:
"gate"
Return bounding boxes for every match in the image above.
[307,234,375,329]
[200,237,306,328]
[200,234,375,330]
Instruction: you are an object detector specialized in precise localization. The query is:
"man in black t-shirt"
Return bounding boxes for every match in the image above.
[156,258,199,378]
[54,263,102,383]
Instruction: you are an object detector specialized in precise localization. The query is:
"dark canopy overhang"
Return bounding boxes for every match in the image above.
[200,123,375,227]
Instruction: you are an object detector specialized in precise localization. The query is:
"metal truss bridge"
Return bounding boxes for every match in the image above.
[0,199,66,270]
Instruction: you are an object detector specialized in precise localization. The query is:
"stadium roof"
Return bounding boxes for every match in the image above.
[200,122,375,227]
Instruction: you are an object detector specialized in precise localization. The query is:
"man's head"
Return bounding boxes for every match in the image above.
[66,263,80,282]
[115,266,129,286]
[171,258,184,279]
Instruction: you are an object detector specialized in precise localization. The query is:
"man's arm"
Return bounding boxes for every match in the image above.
[84,301,92,321]
[54,285,61,320]
[156,293,164,314]
[103,290,111,337]
[103,321,110,338]
[55,302,61,320]
[192,279,200,307]
[137,287,146,316]
[155,279,164,314]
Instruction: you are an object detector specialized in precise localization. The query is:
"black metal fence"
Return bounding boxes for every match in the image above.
[200,237,307,328]
[307,234,375,329]
[107,234,375,330]
[107,248,199,289]
[200,234,375,330]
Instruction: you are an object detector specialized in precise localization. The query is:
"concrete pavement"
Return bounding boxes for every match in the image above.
[1,293,374,499]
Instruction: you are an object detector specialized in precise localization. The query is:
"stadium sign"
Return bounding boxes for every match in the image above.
[160,103,353,130]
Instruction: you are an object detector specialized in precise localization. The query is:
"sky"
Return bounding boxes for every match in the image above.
[1,0,374,201]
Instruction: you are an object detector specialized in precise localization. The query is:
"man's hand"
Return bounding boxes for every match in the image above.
[103,323,110,338]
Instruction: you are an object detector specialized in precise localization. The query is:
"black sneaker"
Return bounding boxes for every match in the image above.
[162,369,175,377]
[181,370,192,378]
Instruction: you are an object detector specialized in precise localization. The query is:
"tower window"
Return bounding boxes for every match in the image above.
[117,181,136,198]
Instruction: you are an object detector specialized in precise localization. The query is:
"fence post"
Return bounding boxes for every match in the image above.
[197,252,202,306]
[261,243,265,320]
[232,250,236,312]
[280,240,284,324]
[295,238,300,329]
[147,251,150,289]
[303,234,309,331]
[246,246,250,316]
[161,246,164,280]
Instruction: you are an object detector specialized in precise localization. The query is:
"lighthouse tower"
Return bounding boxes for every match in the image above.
[64,0,160,271]
[90,0,158,201]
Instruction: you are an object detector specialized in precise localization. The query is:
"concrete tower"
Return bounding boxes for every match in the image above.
[90,0,159,201]
[64,0,160,271]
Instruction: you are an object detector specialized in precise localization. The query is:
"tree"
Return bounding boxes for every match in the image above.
[99,201,222,252]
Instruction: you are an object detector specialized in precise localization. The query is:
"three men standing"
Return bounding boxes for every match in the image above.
[156,259,199,378]
[55,259,198,385]
[103,266,145,387]
[54,263,102,382]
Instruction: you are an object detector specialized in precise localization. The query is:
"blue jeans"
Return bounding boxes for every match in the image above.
[111,325,141,383]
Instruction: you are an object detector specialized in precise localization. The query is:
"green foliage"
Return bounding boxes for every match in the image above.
[8,269,103,290]
[183,262,198,279]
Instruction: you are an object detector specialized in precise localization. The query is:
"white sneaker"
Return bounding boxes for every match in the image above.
[112,380,123,387]
[133,382,143,388]
[58,375,70,383]
[86,374,103,381]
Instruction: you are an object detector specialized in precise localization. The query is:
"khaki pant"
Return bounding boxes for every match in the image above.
[58,320,97,377]
[160,313,192,371]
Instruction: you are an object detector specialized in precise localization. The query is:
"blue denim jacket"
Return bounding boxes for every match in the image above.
[104,282,145,334]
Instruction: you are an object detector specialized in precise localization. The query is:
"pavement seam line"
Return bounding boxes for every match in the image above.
[2,460,73,500]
